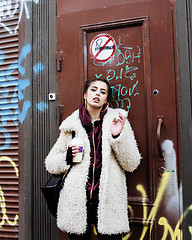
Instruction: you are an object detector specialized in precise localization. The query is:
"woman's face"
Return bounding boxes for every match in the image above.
[84,81,108,110]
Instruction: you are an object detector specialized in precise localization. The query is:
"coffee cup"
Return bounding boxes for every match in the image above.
[70,137,84,163]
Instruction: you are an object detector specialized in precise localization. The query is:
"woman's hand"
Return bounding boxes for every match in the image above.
[68,145,79,157]
[111,112,126,137]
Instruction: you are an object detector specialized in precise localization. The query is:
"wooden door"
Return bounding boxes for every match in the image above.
[57,0,181,239]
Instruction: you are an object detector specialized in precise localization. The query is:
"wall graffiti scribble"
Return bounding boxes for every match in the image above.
[0,156,19,227]
[92,172,191,240]
[18,43,48,122]
[121,172,192,240]
[93,44,141,112]
[0,43,48,148]
[0,40,47,230]
[0,0,39,34]
[137,173,171,240]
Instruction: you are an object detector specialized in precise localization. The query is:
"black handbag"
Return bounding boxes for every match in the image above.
[41,131,75,217]
[41,168,71,217]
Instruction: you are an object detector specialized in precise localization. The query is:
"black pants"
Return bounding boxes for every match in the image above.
[69,200,122,240]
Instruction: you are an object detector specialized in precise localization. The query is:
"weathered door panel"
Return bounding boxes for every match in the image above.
[57,1,181,239]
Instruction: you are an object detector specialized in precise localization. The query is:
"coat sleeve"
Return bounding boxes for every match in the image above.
[110,119,141,172]
[45,130,70,174]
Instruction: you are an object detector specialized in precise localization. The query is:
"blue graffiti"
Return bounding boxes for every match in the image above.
[132,46,141,63]
[110,81,139,111]
[18,101,31,124]
[116,45,133,66]
[0,43,48,151]
[0,127,11,150]
[93,44,141,67]
[105,66,138,82]
[33,63,44,74]
[0,63,18,82]
[36,102,49,112]
[95,73,102,79]
[18,43,31,77]
[0,50,5,64]
[17,44,47,124]
[18,79,30,100]
[93,44,141,111]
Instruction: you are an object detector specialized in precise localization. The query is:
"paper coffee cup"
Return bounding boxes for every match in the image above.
[73,145,84,163]
[70,137,84,163]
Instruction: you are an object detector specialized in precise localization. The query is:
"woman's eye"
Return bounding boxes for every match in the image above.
[101,91,106,94]
[91,88,96,91]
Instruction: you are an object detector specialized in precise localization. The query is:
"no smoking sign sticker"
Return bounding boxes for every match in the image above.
[90,33,116,62]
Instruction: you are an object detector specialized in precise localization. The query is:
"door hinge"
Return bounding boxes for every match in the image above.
[57,51,63,72]
[58,104,64,125]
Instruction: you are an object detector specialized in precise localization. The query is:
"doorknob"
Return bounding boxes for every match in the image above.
[157,116,164,161]
[158,166,166,178]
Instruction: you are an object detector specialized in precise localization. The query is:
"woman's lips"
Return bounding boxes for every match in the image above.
[93,97,100,102]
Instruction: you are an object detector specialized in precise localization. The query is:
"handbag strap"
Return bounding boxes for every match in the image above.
[72,130,75,139]
[69,130,75,167]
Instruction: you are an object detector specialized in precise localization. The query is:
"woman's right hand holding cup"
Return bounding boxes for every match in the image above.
[68,145,79,157]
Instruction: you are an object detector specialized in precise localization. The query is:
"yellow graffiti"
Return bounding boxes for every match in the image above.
[0,156,19,227]
[128,205,134,218]
[158,204,192,240]
[94,169,192,240]
[189,226,192,239]
[158,217,182,240]
[122,232,131,240]
[0,156,19,177]
[139,172,171,239]
[122,171,192,240]
[137,184,147,222]
[93,225,97,235]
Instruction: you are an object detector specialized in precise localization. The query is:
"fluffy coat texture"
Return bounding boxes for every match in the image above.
[45,108,141,235]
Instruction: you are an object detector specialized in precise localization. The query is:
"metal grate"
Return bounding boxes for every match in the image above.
[0,1,19,239]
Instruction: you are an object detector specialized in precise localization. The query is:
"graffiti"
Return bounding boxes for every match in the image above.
[0,42,48,230]
[0,43,47,137]
[18,79,30,100]
[33,62,44,74]
[92,44,141,112]
[105,68,138,82]
[94,139,191,239]
[0,127,11,150]
[19,100,31,123]
[158,217,182,240]
[92,169,192,240]
[138,173,171,240]
[19,44,48,117]
[122,140,185,239]
[93,44,141,67]
[0,156,19,227]
[189,226,192,239]
[36,101,49,112]
[18,43,47,123]
[116,171,192,240]
[19,0,39,22]
[18,43,31,77]
[0,0,39,34]
[110,81,139,109]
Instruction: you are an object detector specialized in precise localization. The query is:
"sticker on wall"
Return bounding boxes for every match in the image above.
[89,33,116,62]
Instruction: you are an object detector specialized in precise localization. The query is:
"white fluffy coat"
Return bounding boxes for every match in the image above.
[45,108,141,235]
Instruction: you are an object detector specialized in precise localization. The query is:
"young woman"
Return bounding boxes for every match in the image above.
[45,79,141,240]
